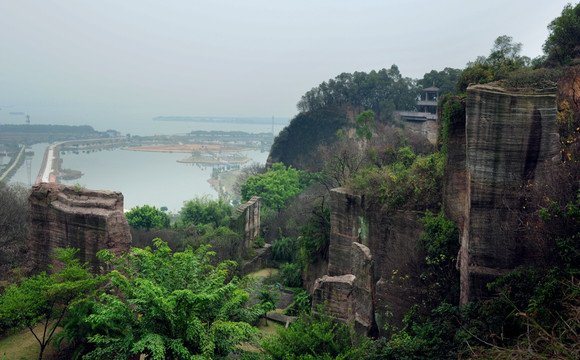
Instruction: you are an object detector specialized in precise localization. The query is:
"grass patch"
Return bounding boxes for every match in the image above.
[0,323,62,360]
[247,268,279,279]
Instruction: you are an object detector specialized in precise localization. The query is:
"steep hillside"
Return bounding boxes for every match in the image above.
[267,106,351,171]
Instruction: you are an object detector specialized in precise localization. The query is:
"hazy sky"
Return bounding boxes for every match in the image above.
[0,0,573,130]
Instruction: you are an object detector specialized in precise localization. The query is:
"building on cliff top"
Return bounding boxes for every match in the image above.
[394,86,440,144]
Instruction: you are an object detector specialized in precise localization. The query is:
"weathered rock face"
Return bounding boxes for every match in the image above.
[231,196,261,250]
[29,183,131,272]
[404,119,438,144]
[313,188,426,335]
[454,84,560,304]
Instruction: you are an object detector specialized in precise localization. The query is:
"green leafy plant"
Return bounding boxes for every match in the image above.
[241,163,310,211]
[0,248,103,360]
[418,210,460,305]
[77,239,264,359]
[262,305,372,360]
[178,196,232,230]
[272,237,296,263]
[125,204,170,230]
[279,263,302,288]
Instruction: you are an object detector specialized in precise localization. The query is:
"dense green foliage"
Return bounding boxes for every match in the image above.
[178,196,232,230]
[125,204,170,230]
[241,163,310,211]
[296,65,418,120]
[418,211,460,305]
[348,148,444,210]
[271,236,296,263]
[262,306,372,360]
[416,68,462,95]
[0,248,103,360]
[355,110,376,141]
[77,239,265,359]
[298,204,331,264]
[457,35,531,92]
[544,2,580,66]
[437,94,465,155]
[269,107,348,170]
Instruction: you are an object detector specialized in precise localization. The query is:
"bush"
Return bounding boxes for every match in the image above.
[262,305,372,359]
[125,204,170,230]
[272,237,296,263]
[298,205,331,264]
[283,290,311,316]
[418,210,460,305]
[348,151,444,211]
[279,263,302,287]
[178,196,232,229]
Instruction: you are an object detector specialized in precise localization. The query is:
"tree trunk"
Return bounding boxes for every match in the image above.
[38,343,45,360]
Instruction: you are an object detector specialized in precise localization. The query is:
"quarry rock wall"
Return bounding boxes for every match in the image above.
[313,188,426,335]
[29,183,131,273]
[231,196,262,250]
[314,81,561,332]
[457,84,559,303]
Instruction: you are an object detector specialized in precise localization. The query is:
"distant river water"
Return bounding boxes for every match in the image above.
[8,120,283,213]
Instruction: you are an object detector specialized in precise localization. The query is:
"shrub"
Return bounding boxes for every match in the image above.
[279,263,302,287]
[262,305,372,359]
[272,237,296,263]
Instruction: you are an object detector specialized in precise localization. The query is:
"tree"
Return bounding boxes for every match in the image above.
[543,2,580,66]
[178,196,232,230]
[241,162,310,211]
[125,204,170,230]
[81,239,265,359]
[355,110,376,141]
[0,248,103,360]
[258,285,279,325]
[457,35,530,92]
[0,183,29,278]
[417,67,462,95]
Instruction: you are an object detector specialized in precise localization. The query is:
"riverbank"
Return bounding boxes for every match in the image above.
[208,169,242,202]
[0,145,25,183]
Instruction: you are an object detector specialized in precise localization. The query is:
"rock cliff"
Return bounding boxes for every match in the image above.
[312,188,426,335]
[29,183,131,272]
[313,80,562,332]
[454,84,559,304]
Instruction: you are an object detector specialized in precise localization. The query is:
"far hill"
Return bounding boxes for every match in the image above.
[0,124,104,147]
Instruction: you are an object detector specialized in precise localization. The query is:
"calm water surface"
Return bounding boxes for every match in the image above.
[7,120,280,212]
[57,147,269,213]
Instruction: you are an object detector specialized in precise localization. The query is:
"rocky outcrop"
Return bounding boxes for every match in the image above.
[452,83,560,304]
[29,183,131,272]
[313,188,426,335]
[241,244,272,275]
[312,241,375,335]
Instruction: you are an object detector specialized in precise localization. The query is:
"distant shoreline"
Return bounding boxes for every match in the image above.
[123,144,252,153]
[153,116,289,125]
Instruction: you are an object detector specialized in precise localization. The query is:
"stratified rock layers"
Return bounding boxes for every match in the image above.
[313,188,425,335]
[29,183,131,272]
[458,84,559,304]
[314,83,561,334]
